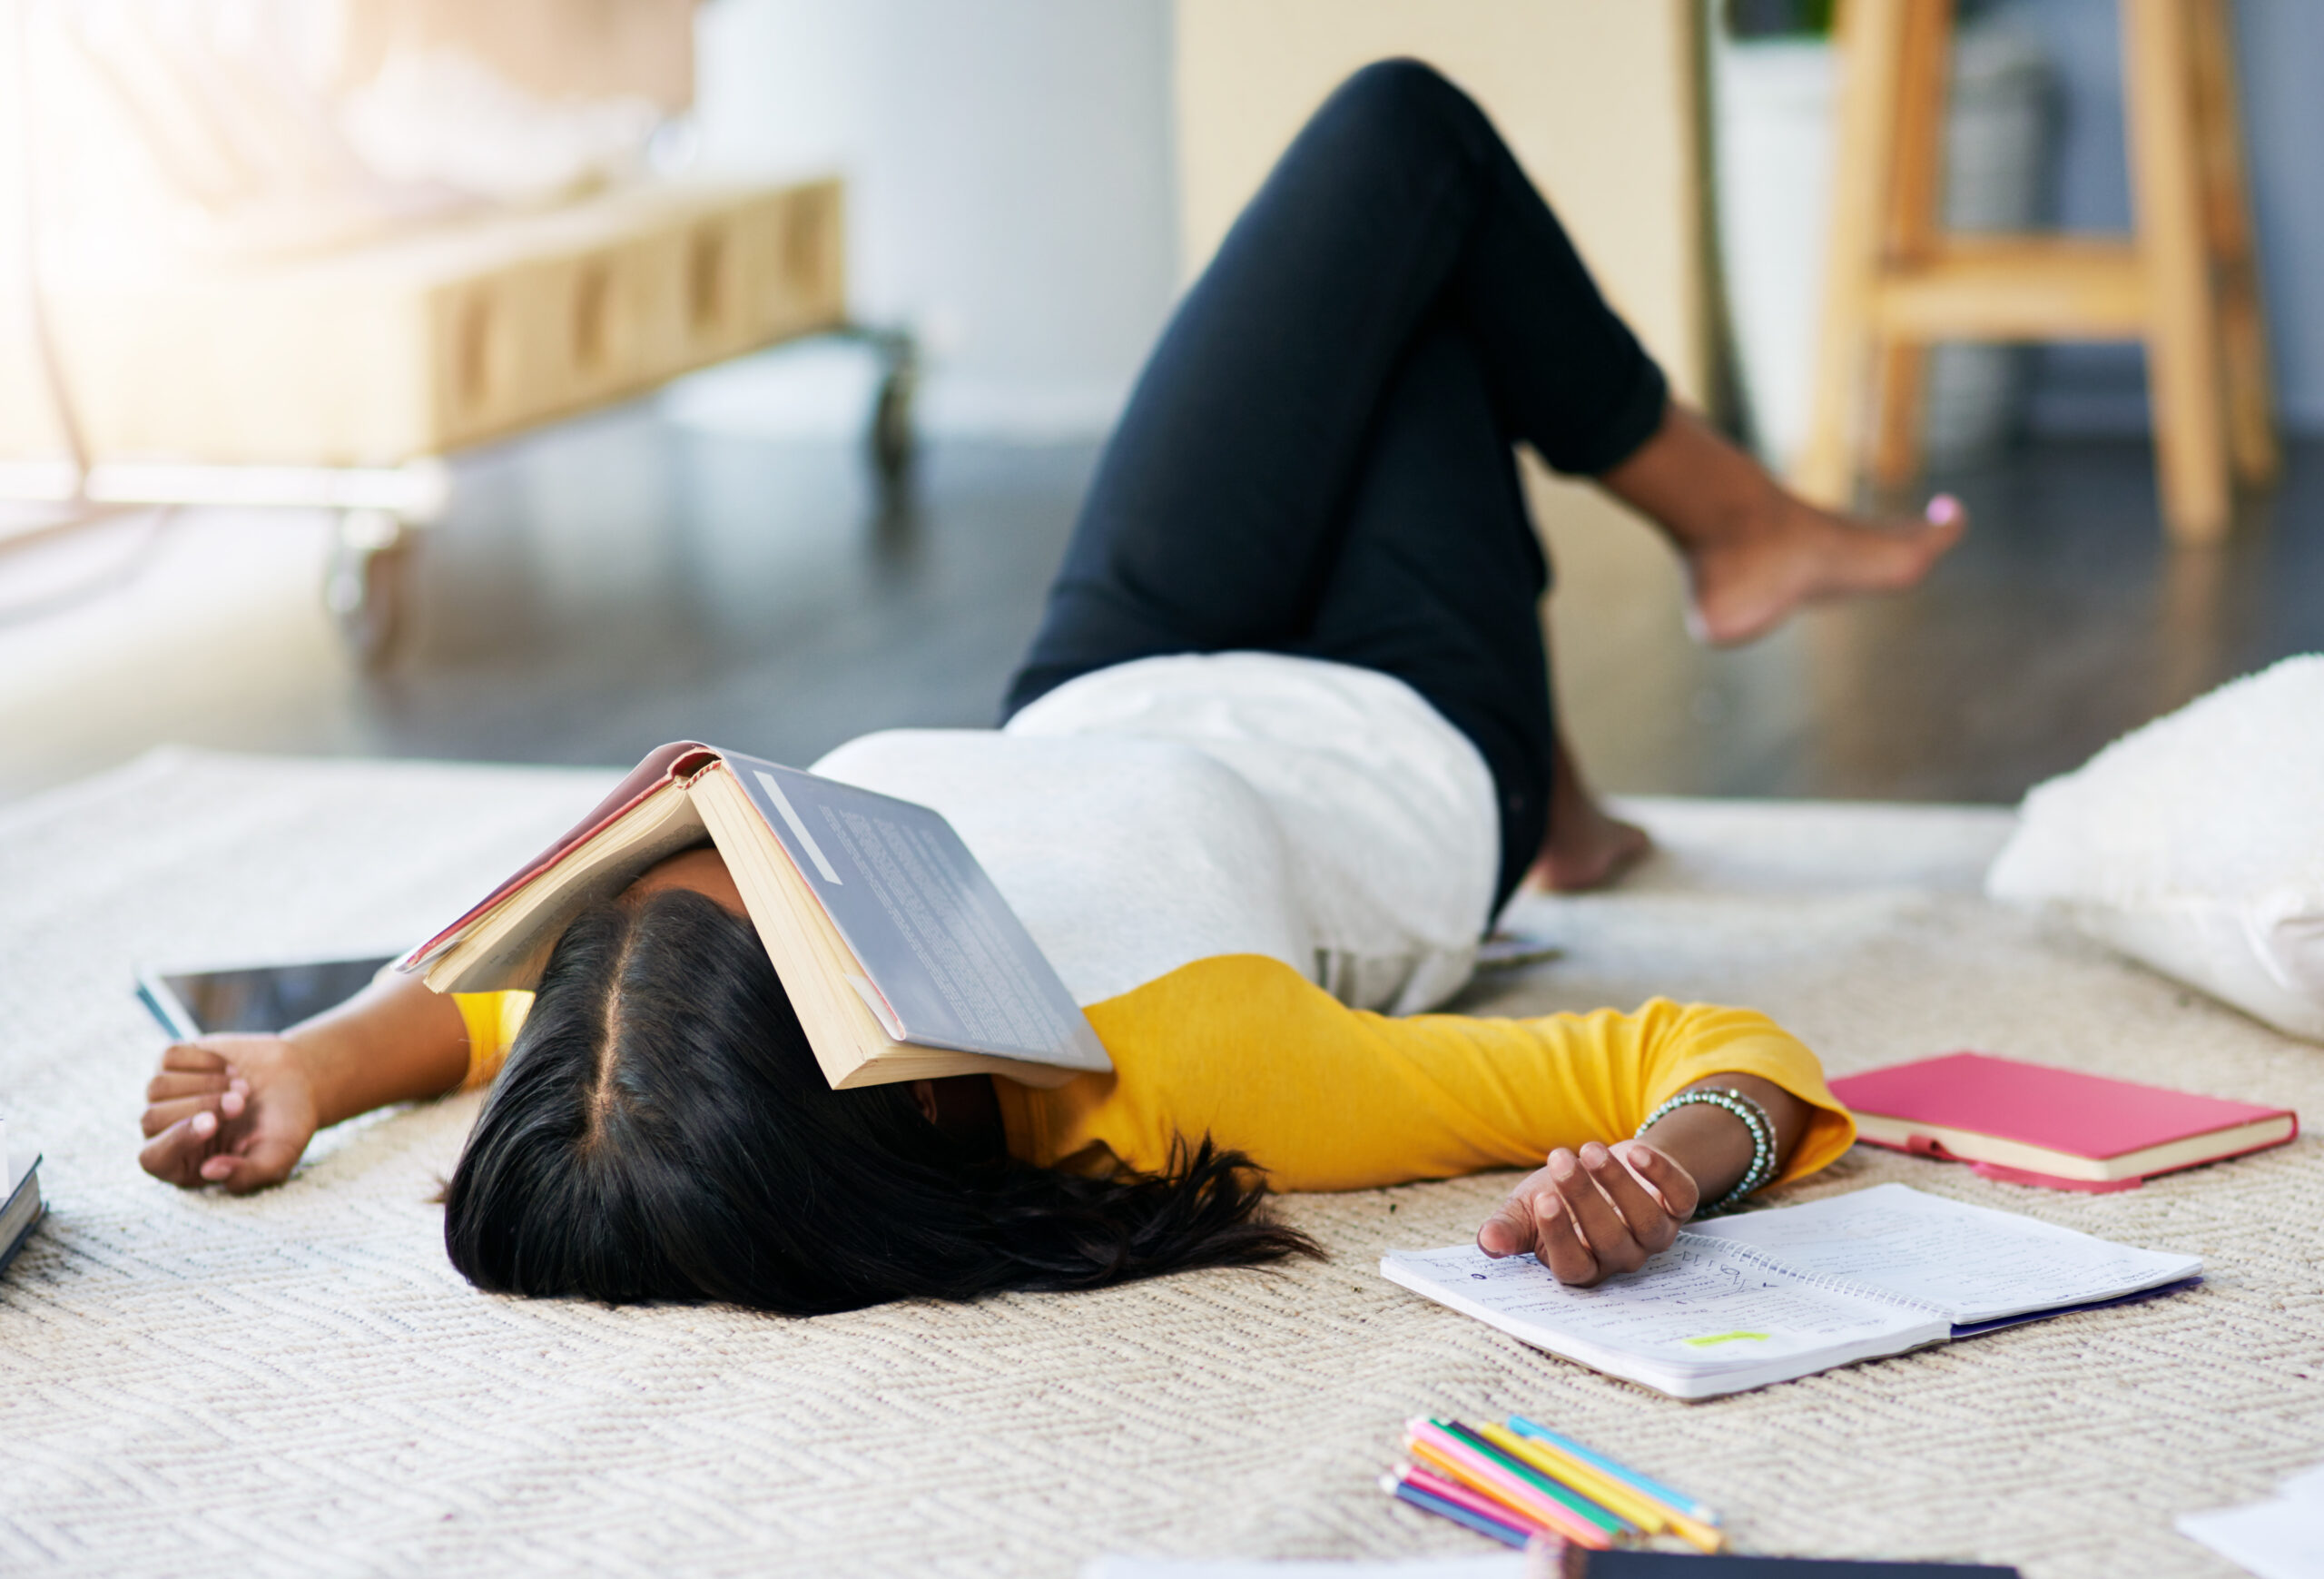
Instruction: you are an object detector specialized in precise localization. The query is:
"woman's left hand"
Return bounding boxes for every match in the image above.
[1475,1139,1699,1287]
[139,1035,321,1192]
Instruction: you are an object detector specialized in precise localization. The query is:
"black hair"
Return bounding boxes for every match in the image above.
[442,888,1318,1313]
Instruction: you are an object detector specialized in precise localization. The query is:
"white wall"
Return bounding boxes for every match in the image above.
[681,0,1180,439]
[1985,0,2324,434]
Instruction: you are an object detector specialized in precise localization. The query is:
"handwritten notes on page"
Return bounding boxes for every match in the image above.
[1381,1183,2201,1398]
[1380,1239,1943,1400]
[1687,1182,2201,1323]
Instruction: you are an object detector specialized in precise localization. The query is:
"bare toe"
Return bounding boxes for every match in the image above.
[1531,812,1650,893]
[1687,492,1966,647]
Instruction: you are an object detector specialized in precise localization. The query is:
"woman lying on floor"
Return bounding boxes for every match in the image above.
[137,61,1962,1314]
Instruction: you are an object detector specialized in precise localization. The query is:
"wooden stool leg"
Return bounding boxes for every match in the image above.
[2122,0,2232,544]
[1869,0,1955,490]
[1797,0,1911,506]
[1869,343,1927,488]
[2191,0,2278,485]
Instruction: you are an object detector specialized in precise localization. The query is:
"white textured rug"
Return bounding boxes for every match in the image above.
[2,750,2318,1579]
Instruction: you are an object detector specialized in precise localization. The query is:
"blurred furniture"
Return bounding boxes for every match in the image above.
[10,180,847,464]
[1797,0,2275,544]
[0,0,913,665]
[1715,25,2049,473]
[2,175,887,665]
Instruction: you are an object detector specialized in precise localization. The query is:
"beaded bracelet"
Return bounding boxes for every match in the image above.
[1633,1087,1777,1216]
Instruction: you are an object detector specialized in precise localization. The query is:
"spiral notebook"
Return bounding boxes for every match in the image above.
[1380,1184,2200,1399]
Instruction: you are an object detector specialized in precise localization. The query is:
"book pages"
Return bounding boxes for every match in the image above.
[1380,1239,1944,1400]
[1383,1184,2201,1397]
[1687,1183,2202,1324]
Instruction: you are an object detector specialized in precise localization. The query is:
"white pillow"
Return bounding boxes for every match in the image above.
[1985,655,2324,1041]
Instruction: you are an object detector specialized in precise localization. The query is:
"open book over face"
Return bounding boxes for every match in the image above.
[1381,1183,2201,1399]
[399,742,1111,1090]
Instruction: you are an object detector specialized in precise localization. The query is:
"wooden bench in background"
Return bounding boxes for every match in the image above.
[4,179,847,467]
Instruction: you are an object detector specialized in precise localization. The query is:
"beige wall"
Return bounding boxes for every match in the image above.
[1172,0,1709,402]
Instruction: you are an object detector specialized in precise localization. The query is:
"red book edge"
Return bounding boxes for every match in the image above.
[1856,1137,2300,1192]
[397,741,724,976]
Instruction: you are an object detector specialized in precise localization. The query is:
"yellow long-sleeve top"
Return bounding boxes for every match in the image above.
[454,953,1856,1192]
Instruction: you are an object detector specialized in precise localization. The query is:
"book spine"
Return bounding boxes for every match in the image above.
[1675,1232,1953,1319]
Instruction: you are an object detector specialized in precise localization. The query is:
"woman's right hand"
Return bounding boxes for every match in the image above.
[1476,1140,1700,1287]
[139,1036,321,1193]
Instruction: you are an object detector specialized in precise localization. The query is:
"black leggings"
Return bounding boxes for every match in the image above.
[1003,59,1669,913]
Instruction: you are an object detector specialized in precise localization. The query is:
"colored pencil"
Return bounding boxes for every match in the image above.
[1404,1419,1616,1548]
[1505,1417,1720,1525]
[1407,1436,1594,1545]
[1394,1460,1561,1535]
[1660,1511,1726,1554]
[1394,1464,1562,1542]
[1381,1471,1531,1548]
[1410,1421,1606,1542]
[1438,1420,1636,1537]
[1476,1422,1669,1535]
[1503,1416,1725,1553]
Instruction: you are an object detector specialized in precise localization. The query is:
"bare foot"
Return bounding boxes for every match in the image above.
[1531,800,1649,892]
[1528,740,1650,893]
[1683,491,1965,648]
[1600,405,1967,648]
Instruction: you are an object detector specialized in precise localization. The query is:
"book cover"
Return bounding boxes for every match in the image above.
[396,742,1109,1085]
[728,755,1107,1069]
[1830,1052,2295,1187]
[0,1121,44,1279]
[1572,1554,2021,1576]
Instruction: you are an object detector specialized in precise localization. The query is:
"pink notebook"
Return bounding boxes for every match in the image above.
[1829,1051,2297,1193]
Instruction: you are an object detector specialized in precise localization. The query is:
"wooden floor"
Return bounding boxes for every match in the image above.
[0,409,2316,808]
